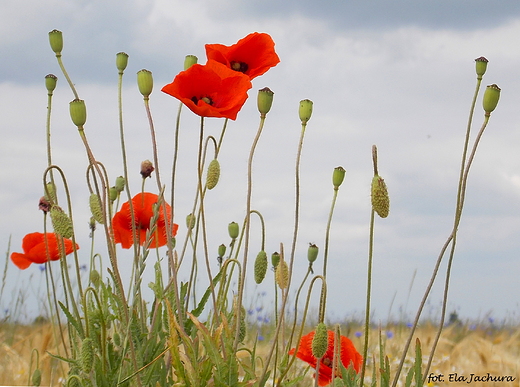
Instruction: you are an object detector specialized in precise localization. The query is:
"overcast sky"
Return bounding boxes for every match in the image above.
[2,0,520,324]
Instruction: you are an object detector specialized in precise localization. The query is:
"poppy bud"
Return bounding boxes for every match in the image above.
[186,213,196,230]
[89,269,100,288]
[254,250,268,284]
[258,87,274,117]
[32,369,41,387]
[231,300,247,343]
[184,55,198,70]
[116,52,129,73]
[39,196,51,213]
[275,259,289,289]
[140,160,154,178]
[50,205,74,238]
[371,174,390,218]
[137,69,153,98]
[475,56,488,78]
[89,216,96,233]
[228,222,239,239]
[48,29,63,54]
[81,337,94,374]
[312,322,329,359]
[332,166,346,189]
[45,74,57,94]
[218,243,226,258]
[89,193,104,224]
[206,159,220,190]
[271,251,280,268]
[299,99,313,124]
[113,331,121,347]
[109,187,118,203]
[483,84,501,115]
[115,176,126,192]
[45,182,57,202]
[308,243,319,263]
[69,99,87,127]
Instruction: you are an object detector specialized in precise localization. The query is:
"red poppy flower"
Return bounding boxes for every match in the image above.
[10,232,79,270]
[205,32,280,79]
[161,60,252,120]
[112,192,178,249]
[289,330,362,386]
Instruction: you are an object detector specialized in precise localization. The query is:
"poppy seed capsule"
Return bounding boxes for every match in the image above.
[312,322,329,359]
[206,159,220,190]
[89,193,104,224]
[308,243,319,263]
[81,337,94,374]
[333,166,346,189]
[218,243,226,258]
[271,251,280,268]
[116,52,129,72]
[371,174,390,218]
[184,55,198,70]
[475,56,488,77]
[45,74,57,94]
[258,87,274,116]
[228,222,239,239]
[299,99,313,124]
[50,206,74,238]
[275,259,289,289]
[69,99,87,127]
[254,250,268,284]
[48,29,63,54]
[483,84,501,115]
[137,69,153,98]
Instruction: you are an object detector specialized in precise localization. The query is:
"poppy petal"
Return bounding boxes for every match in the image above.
[10,252,33,270]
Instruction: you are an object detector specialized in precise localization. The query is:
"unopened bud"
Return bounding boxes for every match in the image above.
[45,74,57,94]
[89,193,104,224]
[186,213,196,230]
[308,243,319,263]
[184,55,198,70]
[45,182,57,202]
[299,99,313,124]
[109,187,118,202]
[312,322,329,359]
[218,244,226,258]
[206,159,220,190]
[271,251,280,268]
[116,52,129,73]
[137,69,153,98]
[228,222,239,239]
[80,337,94,374]
[90,269,100,288]
[333,166,346,189]
[32,369,42,387]
[140,160,154,178]
[483,84,501,115]
[48,29,63,54]
[371,175,390,218]
[258,87,274,116]
[275,259,289,289]
[50,205,74,238]
[254,250,268,284]
[115,176,126,192]
[475,56,488,78]
[69,99,87,127]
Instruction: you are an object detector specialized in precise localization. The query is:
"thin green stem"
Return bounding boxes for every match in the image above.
[55,54,79,99]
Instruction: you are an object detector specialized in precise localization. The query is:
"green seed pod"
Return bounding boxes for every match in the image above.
[69,99,87,127]
[137,69,153,98]
[89,193,104,224]
[218,243,226,258]
[271,251,280,268]
[45,74,57,94]
[475,56,488,78]
[81,337,94,374]
[115,176,126,192]
[184,55,198,70]
[32,368,42,386]
[116,52,129,73]
[312,322,329,359]
[206,159,220,190]
[483,84,501,115]
[299,99,313,124]
[48,29,63,54]
[308,243,319,263]
[186,213,196,230]
[275,259,289,289]
[254,250,268,284]
[258,87,274,116]
[332,166,346,189]
[371,174,390,218]
[50,206,74,238]
[228,222,239,239]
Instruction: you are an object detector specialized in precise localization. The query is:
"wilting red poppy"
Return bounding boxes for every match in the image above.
[112,192,178,249]
[205,32,280,79]
[161,60,252,120]
[10,232,79,270]
[289,330,362,386]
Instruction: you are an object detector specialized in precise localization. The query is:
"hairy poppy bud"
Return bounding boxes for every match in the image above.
[140,160,154,178]
[50,205,74,238]
[275,259,289,289]
[32,369,42,387]
[81,337,94,374]
[89,193,104,224]
[69,99,87,127]
[312,322,328,359]
[258,87,274,117]
[308,243,319,263]
[45,182,57,203]
[90,269,100,288]
[228,221,239,239]
[116,52,129,73]
[184,55,198,70]
[299,99,313,124]
[45,74,57,94]
[371,175,390,218]
[475,56,488,78]
[483,84,501,115]
[271,251,280,268]
[254,250,268,284]
[206,159,220,190]
[114,176,126,192]
[137,69,153,98]
[109,187,119,202]
[48,29,63,54]
[186,213,195,230]
[218,244,226,258]
[333,166,346,189]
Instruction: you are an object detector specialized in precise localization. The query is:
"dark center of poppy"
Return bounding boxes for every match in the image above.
[231,61,249,73]
[191,96,213,105]
[322,357,332,367]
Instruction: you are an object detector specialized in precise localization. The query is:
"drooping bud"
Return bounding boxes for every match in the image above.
[44,182,57,203]
[116,52,129,73]
[50,205,74,238]
[89,269,100,288]
[275,259,289,289]
[32,368,42,387]
[333,166,346,189]
[475,56,488,78]
[114,176,126,192]
[308,243,319,263]
[206,159,220,190]
[48,29,63,54]
[254,250,268,284]
[186,213,196,230]
[69,99,87,127]
[45,74,57,94]
[228,222,239,239]
[218,244,226,258]
[184,55,198,70]
[299,99,313,124]
[89,193,105,224]
[140,160,154,178]
[271,251,280,268]
[137,69,153,98]
[371,175,390,218]
[312,322,329,359]
[80,337,94,374]
[257,87,274,117]
[482,84,501,115]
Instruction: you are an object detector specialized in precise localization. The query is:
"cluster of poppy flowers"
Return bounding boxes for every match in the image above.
[162,32,280,120]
